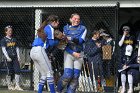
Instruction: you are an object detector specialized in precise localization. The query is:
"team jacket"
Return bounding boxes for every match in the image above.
[84,38,103,64]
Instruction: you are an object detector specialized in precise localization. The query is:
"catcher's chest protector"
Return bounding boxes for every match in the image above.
[64,25,85,38]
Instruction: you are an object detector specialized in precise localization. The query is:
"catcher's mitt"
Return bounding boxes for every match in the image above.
[54,30,68,50]
[37,28,46,42]
[57,37,68,50]
[54,30,63,39]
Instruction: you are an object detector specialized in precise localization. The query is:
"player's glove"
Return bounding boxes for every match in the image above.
[57,37,68,50]
[54,30,63,39]
[7,57,12,62]
[72,38,79,44]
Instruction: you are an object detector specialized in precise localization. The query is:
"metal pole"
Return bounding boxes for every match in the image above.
[34,9,42,91]
[114,2,120,93]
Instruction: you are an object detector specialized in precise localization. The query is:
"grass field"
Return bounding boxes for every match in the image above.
[0,89,52,93]
[0,90,34,93]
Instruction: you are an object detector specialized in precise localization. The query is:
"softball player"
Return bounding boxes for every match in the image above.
[30,15,59,93]
[137,33,140,64]
[84,30,105,91]
[118,26,136,93]
[0,25,23,90]
[57,13,87,93]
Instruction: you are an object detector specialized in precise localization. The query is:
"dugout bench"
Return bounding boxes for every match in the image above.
[0,60,34,90]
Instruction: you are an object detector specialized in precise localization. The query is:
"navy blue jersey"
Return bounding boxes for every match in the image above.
[1,37,17,58]
[119,35,135,57]
[84,39,102,58]
[84,39,103,79]
[119,35,136,68]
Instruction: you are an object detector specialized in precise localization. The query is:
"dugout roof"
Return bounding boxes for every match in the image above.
[0,0,140,8]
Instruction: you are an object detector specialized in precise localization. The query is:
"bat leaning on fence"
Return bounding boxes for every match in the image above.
[118,55,137,72]
[82,62,92,92]
[91,62,98,92]
[85,62,95,92]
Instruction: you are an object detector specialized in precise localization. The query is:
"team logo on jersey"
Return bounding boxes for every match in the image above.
[124,40,133,45]
[7,42,16,47]
[69,25,80,31]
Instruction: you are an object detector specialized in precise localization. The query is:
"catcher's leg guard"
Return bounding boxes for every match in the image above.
[57,68,73,92]
[67,69,80,93]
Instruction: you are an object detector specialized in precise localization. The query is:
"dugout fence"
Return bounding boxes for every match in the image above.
[38,4,119,92]
[0,2,120,93]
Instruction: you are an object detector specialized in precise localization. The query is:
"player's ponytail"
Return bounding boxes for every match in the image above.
[37,21,47,42]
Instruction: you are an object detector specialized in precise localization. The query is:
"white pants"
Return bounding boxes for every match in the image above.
[64,51,84,70]
[30,46,53,76]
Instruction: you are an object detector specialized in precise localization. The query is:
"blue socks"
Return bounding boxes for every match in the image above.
[38,76,56,93]
[38,84,44,93]
[47,77,55,93]
[38,76,46,93]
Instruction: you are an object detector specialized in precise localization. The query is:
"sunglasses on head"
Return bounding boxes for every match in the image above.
[5,25,12,29]
[123,29,129,31]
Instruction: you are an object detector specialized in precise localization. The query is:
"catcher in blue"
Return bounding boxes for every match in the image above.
[57,13,87,93]
[30,15,60,93]
[0,25,23,91]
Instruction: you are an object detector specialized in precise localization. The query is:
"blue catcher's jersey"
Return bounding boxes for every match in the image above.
[64,24,87,54]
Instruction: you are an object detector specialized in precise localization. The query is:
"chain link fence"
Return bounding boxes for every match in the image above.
[1,2,139,93]
[37,5,119,92]
[0,6,118,92]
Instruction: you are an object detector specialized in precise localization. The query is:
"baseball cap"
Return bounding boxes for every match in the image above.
[122,26,130,32]
[125,45,133,56]
[100,32,109,37]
